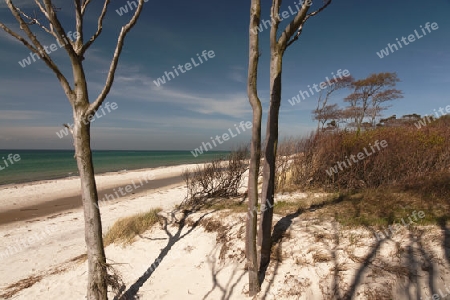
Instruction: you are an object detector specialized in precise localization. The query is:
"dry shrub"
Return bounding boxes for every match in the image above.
[275,137,303,192]
[182,146,249,204]
[288,121,450,191]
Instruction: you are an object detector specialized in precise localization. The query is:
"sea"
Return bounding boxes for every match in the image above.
[0,150,229,186]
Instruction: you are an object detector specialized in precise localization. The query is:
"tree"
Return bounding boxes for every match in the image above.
[0,1,145,298]
[344,72,403,132]
[313,76,353,131]
[313,103,341,130]
[258,0,332,276]
[245,0,332,293]
[246,0,262,295]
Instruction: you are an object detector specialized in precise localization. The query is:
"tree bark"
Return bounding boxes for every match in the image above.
[246,108,262,296]
[73,113,108,300]
[258,50,282,271]
[246,0,262,295]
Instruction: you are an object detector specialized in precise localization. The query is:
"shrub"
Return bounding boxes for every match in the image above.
[287,120,450,191]
[182,146,249,204]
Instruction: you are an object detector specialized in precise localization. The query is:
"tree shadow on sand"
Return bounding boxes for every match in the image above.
[201,245,247,300]
[115,204,215,300]
[258,197,449,299]
[116,192,449,299]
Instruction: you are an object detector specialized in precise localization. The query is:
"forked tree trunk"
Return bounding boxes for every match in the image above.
[246,0,262,295]
[243,0,332,293]
[73,113,108,300]
[258,50,282,271]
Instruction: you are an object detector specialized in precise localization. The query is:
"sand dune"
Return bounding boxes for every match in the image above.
[1,165,449,299]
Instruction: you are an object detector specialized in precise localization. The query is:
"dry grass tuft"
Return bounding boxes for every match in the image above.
[104,208,162,246]
[312,250,333,263]
[0,264,69,299]
[198,217,231,260]
[68,253,88,264]
[362,284,394,300]
[0,275,44,299]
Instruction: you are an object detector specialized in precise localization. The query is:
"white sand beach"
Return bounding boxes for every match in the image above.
[0,164,449,299]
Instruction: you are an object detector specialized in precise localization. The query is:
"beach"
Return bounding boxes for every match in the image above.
[1,163,450,299]
[0,169,184,225]
[0,163,195,296]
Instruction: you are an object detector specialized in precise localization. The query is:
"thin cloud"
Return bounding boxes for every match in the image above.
[105,66,251,118]
[228,65,246,83]
[0,110,51,121]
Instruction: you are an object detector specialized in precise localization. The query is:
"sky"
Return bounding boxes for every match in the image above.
[0,0,449,150]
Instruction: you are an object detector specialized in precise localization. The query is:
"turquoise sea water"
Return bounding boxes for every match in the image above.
[0,150,229,186]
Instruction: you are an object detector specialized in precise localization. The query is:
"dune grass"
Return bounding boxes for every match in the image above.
[317,185,449,228]
[104,208,162,246]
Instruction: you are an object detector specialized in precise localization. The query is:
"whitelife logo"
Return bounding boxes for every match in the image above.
[93,172,155,210]
[376,22,439,59]
[191,121,252,157]
[115,0,149,16]
[414,104,450,129]
[252,0,312,34]
[153,50,215,87]
[325,140,388,176]
[0,153,21,171]
[18,31,79,68]
[288,69,351,106]
[56,102,118,139]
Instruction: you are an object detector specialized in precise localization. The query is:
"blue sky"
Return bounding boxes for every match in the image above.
[0,0,449,150]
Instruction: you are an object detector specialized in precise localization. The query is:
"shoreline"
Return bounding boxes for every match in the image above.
[0,162,192,188]
[0,175,184,226]
[0,149,230,187]
[0,163,202,226]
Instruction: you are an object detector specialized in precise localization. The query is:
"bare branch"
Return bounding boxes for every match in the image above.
[285,0,332,48]
[80,0,110,55]
[278,1,310,49]
[15,6,57,39]
[74,0,83,48]
[269,0,282,50]
[42,0,78,56]
[1,0,74,102]
[87,0,144,115]
[81,0,92,15]
[0,22,39,54]
[33,0,49,16]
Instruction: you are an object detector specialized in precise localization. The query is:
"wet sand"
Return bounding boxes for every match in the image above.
[0,175,183,225]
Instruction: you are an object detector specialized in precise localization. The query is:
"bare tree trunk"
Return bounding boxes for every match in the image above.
[243,0,331,289]
[246,109,262,295]
[73,113,108,300]
[1,2,146,299]
[246,0,262,295]
[258,50,282,271]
